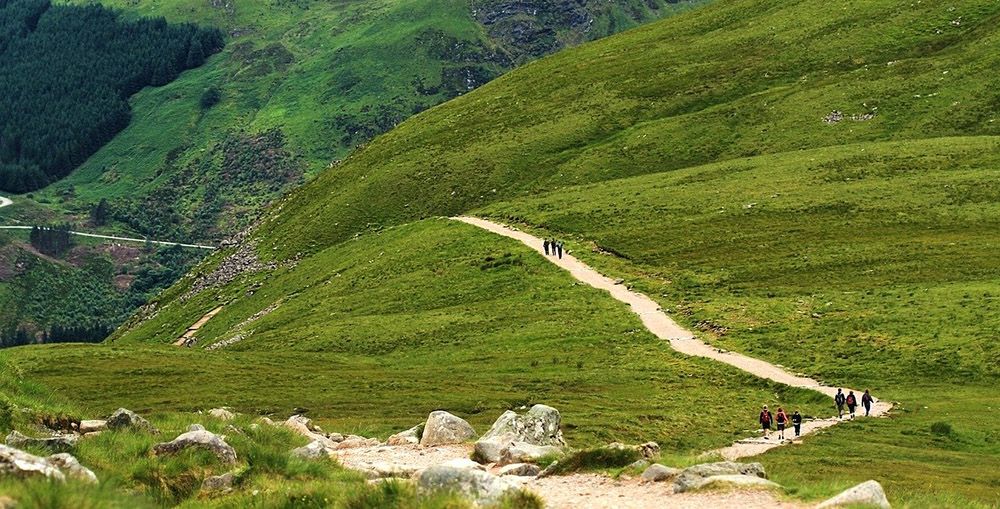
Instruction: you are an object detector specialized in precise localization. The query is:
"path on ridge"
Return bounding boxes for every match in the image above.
[0,225,215,250]
[453,216,892,459]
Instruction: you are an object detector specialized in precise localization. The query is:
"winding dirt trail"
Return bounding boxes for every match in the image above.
[453,216,892,459]
[0,195,11,208]
[0,225,215,250]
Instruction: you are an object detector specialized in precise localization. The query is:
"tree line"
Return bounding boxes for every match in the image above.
[0,0,223,192]
[0,324,110,348]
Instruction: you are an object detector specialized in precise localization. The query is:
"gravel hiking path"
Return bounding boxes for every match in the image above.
[0,195,11,208]
[334,444,805,508]
[0,225,215,250]
[453,216,891,460]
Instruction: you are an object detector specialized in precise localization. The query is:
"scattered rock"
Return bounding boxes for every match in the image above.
[607,441,659,459]
[628,459,650,470]
[673,461,767,493]
[498,463,541,477]
[420,411,477,447]
[0,496,15,509]
[360,462,419,479]
[208,408,236,421]
[333,436,380,450]
[475,405,565,463]
[291,440,331,460]
[386,424,422,446]
[5,431,78,452]
[0,444,65,481]
[440,458,488,471]
[417,465,520,504]
[106,408,158,433]
[641,463,680,483]
[201,472,236,495]
[47,453,98,484]
[189,424,207,432]
[283,415,342,448]
[817,480,891,509]
[79,420,107,434]
[498,442,563,466]
[152,429,238,464]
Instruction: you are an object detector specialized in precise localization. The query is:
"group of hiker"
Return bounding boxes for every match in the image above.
[542,238,565,259]
[758,389,876,440]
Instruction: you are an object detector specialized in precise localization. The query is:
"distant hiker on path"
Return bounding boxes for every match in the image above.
[759,405,774,439]
[791,410,802,437]
[543,239,551,255]
[862,389,875,416]
[835,388,846,419]
[846,391,858,419]
[556,240,564,259]
[775,407,789,440]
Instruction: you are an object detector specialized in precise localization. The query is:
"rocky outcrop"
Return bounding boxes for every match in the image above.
[386,424,422,446]
[0,445,96,483]
[0,444,65,481]
[208,408,236,421]
[498,442,563,466]
[152,429,237,464]
[475,405,565,463]
[5,431,78,452]
[817,480,891,509]
[673,461,767,493]
[690,474,781,491]
[106,408,158,433]
[641,463,680,482]
[417,465,521,504]
[498,463,541,477]
[420,411,477,447]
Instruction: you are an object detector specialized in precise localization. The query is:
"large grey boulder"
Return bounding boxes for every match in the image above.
[152,429,238,464]
[474,405,565,463]
[386,424,422,446]
[106,408,158,433]
[673,461,767,493]
[498,442,563,466]
[641,463,680,482]
[5,431,78,452]
[47,453,98,484]
[420,411,477,447]
[417,465,521,504]
[0,444,65,481]
[817,480,891,509]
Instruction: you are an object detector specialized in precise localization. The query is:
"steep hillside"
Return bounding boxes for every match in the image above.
[80,0,1000,505]
[26,0,701,242]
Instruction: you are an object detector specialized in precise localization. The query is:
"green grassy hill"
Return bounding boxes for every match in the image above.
[23,0,700,242]
[4,0,1000,506]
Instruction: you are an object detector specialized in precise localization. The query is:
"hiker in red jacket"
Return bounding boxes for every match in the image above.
[759,405,774,439]
[861,389,875,416]
[775,407,789,440]
[846,391,858,420]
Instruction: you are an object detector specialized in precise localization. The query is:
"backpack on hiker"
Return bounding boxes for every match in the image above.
[846,394,856,406]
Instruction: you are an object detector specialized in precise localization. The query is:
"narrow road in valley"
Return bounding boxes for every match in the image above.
[0,225,215,250]
[453,216,891,459]
[0,195,12,208]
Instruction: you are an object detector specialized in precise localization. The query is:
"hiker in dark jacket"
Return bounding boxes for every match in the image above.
[861,389,875,416]
[846,391,858,419]
[835,388,846,419]
[556,240,564,259]
[791,410,803,437]
[759,405,774,439]
[543,239,551,255]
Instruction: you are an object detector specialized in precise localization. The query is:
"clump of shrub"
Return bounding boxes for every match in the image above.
[930,421,953,436]
[200,87,222,110]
